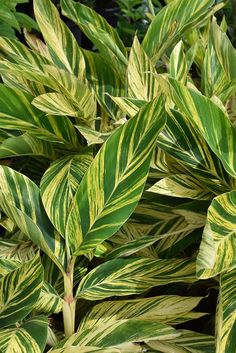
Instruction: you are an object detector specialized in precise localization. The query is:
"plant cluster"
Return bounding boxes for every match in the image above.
[0,0,235,352]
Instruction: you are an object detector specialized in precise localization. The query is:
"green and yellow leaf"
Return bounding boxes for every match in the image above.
[197,191,236,278]
[66,97,166,255]
[0,255,43,327]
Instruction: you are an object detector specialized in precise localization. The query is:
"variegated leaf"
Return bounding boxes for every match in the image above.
[0,133,57,160]
[146,329,215,353]
[0,84,78,148]
[142,0,217,60]
[66,97,166,255]
[32,93,79,117]
[169,40,187,83]
[0,255,43,327]
[0,316,48,353]
[148,174,212,200]
[0,166,66,271]
[197,191,236,279]
[79,295,202,329]
[33,282,62,315]
[40,152,93,237]
[167,77,236,179]
[157,109,232,195]
[83,51,124,120]
[61,0,127,75]
[50,347,120,353]
[128,36,158,101]
[216,267,236,353]
[0,258,21,278]
[34,0,85,78]
[76,257,196,300]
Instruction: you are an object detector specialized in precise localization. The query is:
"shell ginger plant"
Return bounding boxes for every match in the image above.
[0,0,235,352]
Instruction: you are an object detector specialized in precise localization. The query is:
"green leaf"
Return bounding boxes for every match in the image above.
[142,0,216,60]
[197,191,236,278]
[211,18,236,80]
[66,97,166,255]
[0,5,20,31]
[0,316,48,353]
[33,0,85,78]
[76,257,196,300]
[40,152,93,237]
[216,268,236,353]
[0,133,57,160]
[157,109,230,196]
[0,255,43,328]
[0,238,35,262]
[0,165,66,271]
[60,322,177,349]
[167,77,236,179]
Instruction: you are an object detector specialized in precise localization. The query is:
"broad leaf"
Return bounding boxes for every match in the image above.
[34,0,85,78]
[0,255,43,327]
[0,133,57,160]
[146,329,215,353]
[61,0,127,74]
[76,257,196,300]
[0,316,48,353]
[66,97,166,255]
[41,152,93,237]
[0,166,66,271]
[167,77,236,179]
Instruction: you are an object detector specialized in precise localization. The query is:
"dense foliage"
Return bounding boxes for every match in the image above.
[0,0,235,352]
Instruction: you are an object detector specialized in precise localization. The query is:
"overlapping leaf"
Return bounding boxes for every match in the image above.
[76,257,196,300]
[0,166,66,271]
[0,316,48,353]
[0,255,43,327]
[40,152,93,237]
[127,36,158,101]
[142,0,217,60]
[61,0,127,75]
[34,0,85,78]
[66,97,166,255]
[167,77,236,179]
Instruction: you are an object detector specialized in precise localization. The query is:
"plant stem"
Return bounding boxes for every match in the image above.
[63,257,76,337]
